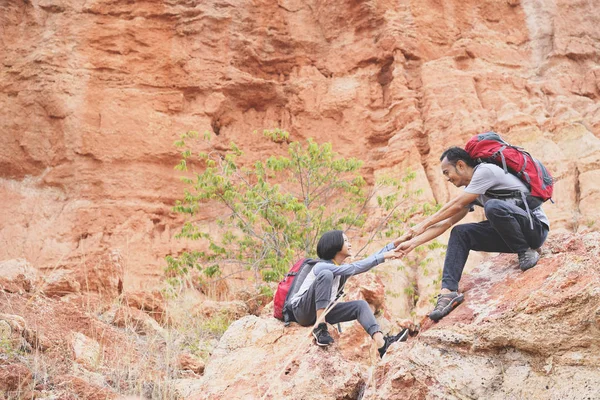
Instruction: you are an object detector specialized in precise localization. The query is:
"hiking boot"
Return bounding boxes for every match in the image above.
[518,248,540,271]
[378,328,409,358]
[312,322,334,347]
[429,292,464,322]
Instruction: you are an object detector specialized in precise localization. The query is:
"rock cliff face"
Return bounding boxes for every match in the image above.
[1,1,600,290]
[192,232,600,400]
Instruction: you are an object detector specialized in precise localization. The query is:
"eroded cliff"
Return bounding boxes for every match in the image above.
[2,0,600,294]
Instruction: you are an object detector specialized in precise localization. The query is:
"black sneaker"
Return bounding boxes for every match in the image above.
[428,292,464,322]
[378,328,409,358]
[518,248,540,271]
[312,322,334,347]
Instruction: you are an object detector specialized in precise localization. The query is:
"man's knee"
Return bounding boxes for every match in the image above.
[450,223,470,238]
[484,199,507,220]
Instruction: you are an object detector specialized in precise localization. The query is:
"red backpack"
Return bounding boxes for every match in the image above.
[273,258,319,324]
[465,132,554,202]
[274,258,347,325]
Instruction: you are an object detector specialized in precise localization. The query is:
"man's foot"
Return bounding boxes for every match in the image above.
[518,248,540,271]
[429,292,464,322]
[378,328,409,358]
[312,322,334,347]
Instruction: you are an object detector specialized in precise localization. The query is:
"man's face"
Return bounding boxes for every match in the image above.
[441,157,469,187]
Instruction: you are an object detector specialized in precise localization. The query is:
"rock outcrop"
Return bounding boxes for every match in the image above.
[367,232,600,399]
[191,316,370,400]
[192,232,600,399]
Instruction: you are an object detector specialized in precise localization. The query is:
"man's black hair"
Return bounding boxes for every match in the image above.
[317,230,345,260]
[440,146,477,167]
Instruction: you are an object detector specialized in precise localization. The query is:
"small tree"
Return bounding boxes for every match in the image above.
[167,129,435,292]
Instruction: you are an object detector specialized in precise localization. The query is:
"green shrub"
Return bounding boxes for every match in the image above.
[168,129,432,289]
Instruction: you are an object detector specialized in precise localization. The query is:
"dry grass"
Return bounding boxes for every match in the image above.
[0,281,242,400]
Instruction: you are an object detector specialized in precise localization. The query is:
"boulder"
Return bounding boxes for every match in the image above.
[194,300,249,320]
[364,232,600,399]
[42,269,81,297]
[71,332,102,371]
[189,232,600,400]
[121,291,167,324]
[110,306,166,338]
[0,259,37,294]
[0,312,52,352]
[177,353,205,375]
[344,272,387,314]
[189,316,369,400]
[233,288,272,315]
[54,374,117,400]
[74,251,123,299]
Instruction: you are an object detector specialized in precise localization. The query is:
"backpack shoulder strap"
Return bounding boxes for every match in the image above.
[336,275,348,300]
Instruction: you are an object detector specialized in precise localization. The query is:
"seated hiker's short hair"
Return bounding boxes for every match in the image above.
[317,230,345,260]
[440,146,477,167]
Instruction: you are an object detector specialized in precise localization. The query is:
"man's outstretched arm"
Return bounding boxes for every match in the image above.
[407,192,478,239]
[396,207,469,255]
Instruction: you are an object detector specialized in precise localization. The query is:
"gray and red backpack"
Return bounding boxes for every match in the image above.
[273,258,347,326]
[465,132,554,227]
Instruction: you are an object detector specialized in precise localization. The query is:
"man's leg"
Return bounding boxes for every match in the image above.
[292,270,335,346]
[441,220,512,292]
[484,199,547,252]
[484,199,548,270]
[431,220,512,322]
[431,200,549,321]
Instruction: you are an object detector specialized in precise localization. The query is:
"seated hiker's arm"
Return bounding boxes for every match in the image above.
[314,244,401,277]
[397,207,469,255]
[409,192,478,238]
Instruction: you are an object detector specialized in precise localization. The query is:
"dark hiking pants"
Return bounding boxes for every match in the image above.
[292,269,380,337]
[442,199,549,291]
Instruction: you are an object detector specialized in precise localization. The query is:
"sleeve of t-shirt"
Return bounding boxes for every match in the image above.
[312,243,394,277]
[464,165,495,195]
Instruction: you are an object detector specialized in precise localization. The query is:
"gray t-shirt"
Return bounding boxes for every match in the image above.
[464,163,550,228]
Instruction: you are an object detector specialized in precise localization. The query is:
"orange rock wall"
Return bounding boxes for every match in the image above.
[1,0,599,289]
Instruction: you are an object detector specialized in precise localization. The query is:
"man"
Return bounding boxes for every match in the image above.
[398,146,550,322]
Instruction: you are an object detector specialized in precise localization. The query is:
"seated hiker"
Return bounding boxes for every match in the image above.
[397,146,550,322]
[288,230,410,358]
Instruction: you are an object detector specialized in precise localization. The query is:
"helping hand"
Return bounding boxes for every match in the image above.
[395,240,416,256]
[383,249,404,260]
[395,225,423,246]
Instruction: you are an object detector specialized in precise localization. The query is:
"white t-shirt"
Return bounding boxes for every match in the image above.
[464,163,550,228]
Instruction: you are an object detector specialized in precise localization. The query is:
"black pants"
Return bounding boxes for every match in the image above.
[292,270,380,337]
[442,199,549,291]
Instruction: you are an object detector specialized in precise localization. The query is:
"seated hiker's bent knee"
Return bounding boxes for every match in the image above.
[345,299,373,318]
[356,299,370,312]
[316,269,333,282]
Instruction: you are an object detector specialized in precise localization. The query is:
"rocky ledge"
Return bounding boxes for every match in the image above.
[192,232,600,400]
